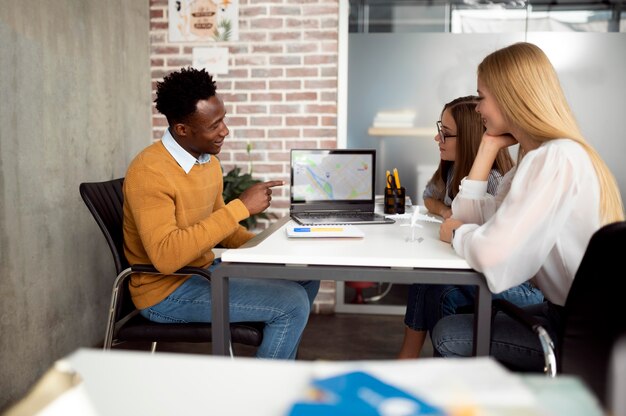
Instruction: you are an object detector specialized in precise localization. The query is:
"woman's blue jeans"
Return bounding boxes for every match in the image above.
[432,301,564,371]
[403,281,544,333]
[139,260,320,360]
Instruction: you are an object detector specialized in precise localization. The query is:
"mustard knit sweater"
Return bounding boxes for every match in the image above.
[123,141,254,309]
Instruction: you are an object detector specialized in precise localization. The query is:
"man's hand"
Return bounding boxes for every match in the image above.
[440,218,463,243]
[238,180,284,215]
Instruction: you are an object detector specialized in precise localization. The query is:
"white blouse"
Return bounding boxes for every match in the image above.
[451,139,601,306]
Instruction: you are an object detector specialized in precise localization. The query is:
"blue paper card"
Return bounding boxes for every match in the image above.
[288,371,445,416]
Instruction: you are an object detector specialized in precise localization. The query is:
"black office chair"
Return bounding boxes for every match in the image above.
[491,221,626,406]
[79,178,264,354]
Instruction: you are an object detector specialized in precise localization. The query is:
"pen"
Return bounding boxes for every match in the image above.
[385,170,391,189]
[393,168,401,188]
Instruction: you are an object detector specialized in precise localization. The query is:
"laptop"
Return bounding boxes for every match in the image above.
[289,149,394,225]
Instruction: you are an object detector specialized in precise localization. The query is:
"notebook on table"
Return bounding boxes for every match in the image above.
[289,149,394,226]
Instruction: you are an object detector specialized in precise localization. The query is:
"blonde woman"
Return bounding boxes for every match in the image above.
[433,42,624,369]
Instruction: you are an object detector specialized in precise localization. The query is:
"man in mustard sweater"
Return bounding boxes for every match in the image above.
[123,67,319,359]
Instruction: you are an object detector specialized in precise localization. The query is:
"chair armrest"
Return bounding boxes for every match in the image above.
[492,299,557,377]
[131,264,212,280]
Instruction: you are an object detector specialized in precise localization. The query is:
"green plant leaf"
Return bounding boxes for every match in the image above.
[222,165,273,229]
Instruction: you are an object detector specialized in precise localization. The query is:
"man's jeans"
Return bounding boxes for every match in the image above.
[404,281,544,333]
[140,261,320,359]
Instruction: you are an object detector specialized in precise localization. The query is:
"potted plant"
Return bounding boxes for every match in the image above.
[221,143,271,230]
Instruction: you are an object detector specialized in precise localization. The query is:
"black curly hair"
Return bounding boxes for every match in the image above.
[155,67,217,125]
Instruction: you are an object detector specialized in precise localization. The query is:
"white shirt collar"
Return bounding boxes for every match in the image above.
[161,128,211,174]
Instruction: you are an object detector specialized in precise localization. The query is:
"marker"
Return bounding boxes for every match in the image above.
[393,168,401,188]
[293,227,344,232]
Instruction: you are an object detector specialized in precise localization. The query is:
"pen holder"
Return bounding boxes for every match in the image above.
[384,187,406,215]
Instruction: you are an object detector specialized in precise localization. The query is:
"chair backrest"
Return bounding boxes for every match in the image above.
[79,178,128,274]
[560,220,626,405]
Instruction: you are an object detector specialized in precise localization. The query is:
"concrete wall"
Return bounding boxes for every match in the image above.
[0,0,151,409]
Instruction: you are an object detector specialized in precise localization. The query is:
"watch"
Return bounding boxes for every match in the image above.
[451,228,457,248]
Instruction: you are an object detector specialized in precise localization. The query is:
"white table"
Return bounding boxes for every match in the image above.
[29,349,604,416]
[211,208,493,357]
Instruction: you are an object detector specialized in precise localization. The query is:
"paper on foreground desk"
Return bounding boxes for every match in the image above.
[27,348,603,416]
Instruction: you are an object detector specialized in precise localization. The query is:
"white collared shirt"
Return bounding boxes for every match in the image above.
[161,128,211,174]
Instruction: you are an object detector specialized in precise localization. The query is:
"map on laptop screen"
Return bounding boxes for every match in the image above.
[291,152,373,202]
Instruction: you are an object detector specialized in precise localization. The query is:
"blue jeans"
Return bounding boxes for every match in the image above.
[432,301,564,371]
[139,261,320,360]
[404,281,544,333]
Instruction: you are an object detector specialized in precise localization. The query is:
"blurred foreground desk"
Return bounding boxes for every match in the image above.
[18,349,604,416]
[212,214,492,356]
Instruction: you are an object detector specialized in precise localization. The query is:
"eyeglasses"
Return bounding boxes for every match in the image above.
[436,121,457,144]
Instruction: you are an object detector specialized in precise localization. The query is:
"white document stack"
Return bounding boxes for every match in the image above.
[372,109,416,128]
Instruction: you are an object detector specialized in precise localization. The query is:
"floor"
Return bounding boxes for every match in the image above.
[113,312,435,360]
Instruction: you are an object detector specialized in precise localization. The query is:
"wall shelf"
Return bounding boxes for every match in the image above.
[368,127,436,137]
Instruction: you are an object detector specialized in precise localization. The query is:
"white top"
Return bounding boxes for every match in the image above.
[451,139,601,305]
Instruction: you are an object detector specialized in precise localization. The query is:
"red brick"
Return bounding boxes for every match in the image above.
[320,139,339,148]
[269,80,301,90]
[240,6,268,17]
[232,129,266,139]
[270,32,302,41]
[286,67,318,77]
[286,92,317,101]
[252,45,283,54]
[303,5,338,15]
[250,18,284,29]
[321,18,339,29]
[268,129,300,138]
[251,93,282,101]
[303,31,337,41]
[239,32,268,42]
[303,128,336,137]
[286,18,319,29]
[237,105,267,114]
[235,81,266,90]
[216,80,233,90]
[248,140,284,150]
[220,69,249,78]
[221,93,248,102]
[251,68,284,78]
[286,43,318,54]
[270,6,301,15]
[305,79,336,89]
[249,164,284,173]
[270,104,301,114]
[166,58,192,67]
[250,116,282,126]
[152,45,181,55]
[304,55,337,65]
[321,116,337,126]
[286,116,317,126]
[226,118,248,128]
[150,21,168,30]
[234,56,267,66]
[305,104,336,113]
[321,67,337,77]
[321,91,337,101]
[269,56,301,66]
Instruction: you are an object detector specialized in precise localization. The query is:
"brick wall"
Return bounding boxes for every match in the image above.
[149,0,340,313]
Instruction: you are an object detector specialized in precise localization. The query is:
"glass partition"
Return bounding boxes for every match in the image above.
[338,0,626,314]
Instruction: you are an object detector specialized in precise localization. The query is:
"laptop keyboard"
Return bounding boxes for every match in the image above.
[298,212,377,220]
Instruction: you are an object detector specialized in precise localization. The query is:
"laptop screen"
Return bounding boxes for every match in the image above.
[290,149,376,206]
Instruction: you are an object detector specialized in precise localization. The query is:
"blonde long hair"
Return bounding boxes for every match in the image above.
[478,42,624,224]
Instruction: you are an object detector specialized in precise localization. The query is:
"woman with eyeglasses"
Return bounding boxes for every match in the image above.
[398,95,544,359]
[432,42,624,369]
